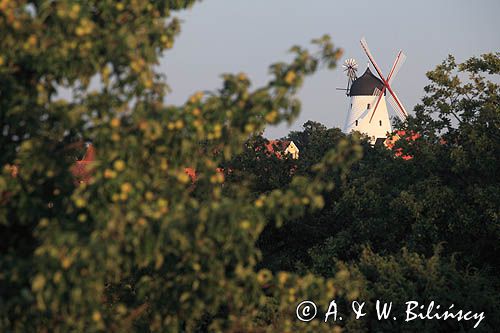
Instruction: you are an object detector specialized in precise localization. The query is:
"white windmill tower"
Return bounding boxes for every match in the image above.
[341,38,409,144]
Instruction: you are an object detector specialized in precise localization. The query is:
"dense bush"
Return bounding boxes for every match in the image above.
[0,1,363,332]
[253,54,500,331]
[1,1,498,332]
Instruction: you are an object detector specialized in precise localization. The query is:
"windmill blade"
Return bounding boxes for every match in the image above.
[360,37,386,81]
[360,38,408,120]
[387,95,405,119]
[387,93,407,120]
[388,51,406,85]
[342,58,358,79]
[369,86,386,123]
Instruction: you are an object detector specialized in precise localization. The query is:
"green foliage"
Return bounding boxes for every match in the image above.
[1,1,498,332]
[253,54,500,331]
[309,246,499,332]
[0,1,363,332]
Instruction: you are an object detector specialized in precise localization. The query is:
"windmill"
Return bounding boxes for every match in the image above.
[360,37,408,122]
[339,58,358,95]
[342,38,408,144]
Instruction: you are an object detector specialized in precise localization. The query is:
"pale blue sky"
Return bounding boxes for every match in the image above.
[161,0,500,138]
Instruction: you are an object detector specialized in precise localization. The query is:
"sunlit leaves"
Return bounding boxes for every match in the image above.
[0,1,360,332]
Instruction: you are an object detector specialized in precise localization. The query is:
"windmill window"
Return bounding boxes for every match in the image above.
[355,120,358,126]
[367,103,371,109]
[379,120,382,126]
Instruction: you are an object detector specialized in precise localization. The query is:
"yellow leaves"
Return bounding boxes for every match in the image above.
[145,191,154,201]
[158,198,169,214]
[0,0,10,12]
[69,4,80,20]
[212,187,221,199]
[244,123,255,133]
[265,110,278,123]
[155,254,164,269]
[56,6,66,18]
[104,169,117,179]
[75,28,86,37]
[287,287,296,303]
[239,220,251,230]
[180,292,190,302]
[23,35,37,50]
[11,19,20,30]
[158,198,168,208]
[210,172,224,184]
[19,140,33,152]
[177,172,190,184]
[193,119,203,132]
[130,58,146,73]
[326,279,336,295]
[175,119,184,129]
[121,182,133,194]
[137,217,147,227]
[78,214,87,223]
[39,218,49,228]
[234,264,252,279]
[32,274,46,292]
[237,73,247,81]
[141,120,163,140]
[189,91,203,104]
[53,271,62,284]
[257,269,272,285]
[0,56,4,66]
[210,123,222,139]
[312,195,325,209]
[278,272,289,285]
[139,120,148,131]
[92,311,102,322]
[81,41,93,52]
[254,198,264,208]
[160,35,173,49]
[192,108,201,117]
[144,78,153,88]
[120,192,128,201]
[61,257,72,269]
[115,3,125,11]
[75,197,86,208]
[113,160,125,172]
[75,18,94,37]
[27,35,37,47]
[110,117,120,128]
[284,71,296,85]
[164,40,173,49]
[160,158,168,171]
[102,66,111,84]
[116,304,127,315]
[167,119,183,131]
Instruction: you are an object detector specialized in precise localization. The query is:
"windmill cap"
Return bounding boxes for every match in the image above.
[349,67,385,96]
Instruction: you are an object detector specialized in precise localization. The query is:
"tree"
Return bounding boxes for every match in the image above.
[1,1,366,332]
[256,53,500,331]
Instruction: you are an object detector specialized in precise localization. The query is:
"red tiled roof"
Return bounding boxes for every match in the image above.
[385,130,420,160]
[261,139,291,159]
